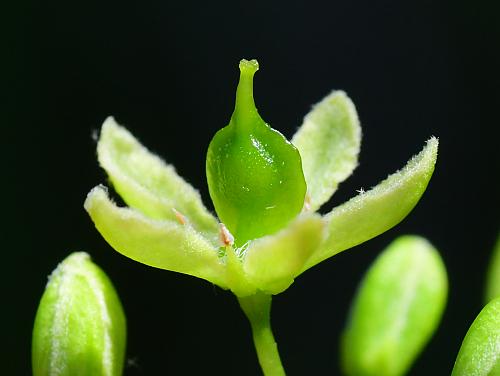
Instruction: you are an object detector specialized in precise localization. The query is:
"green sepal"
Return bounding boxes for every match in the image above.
[98,116,219,242]
[84,185,228,289]
[243,214,325,295]
[224,244,258,297]
[341,236,448,376]
[452,297,500,376]
[292,90,361,211]
[206,59,306,246]
[32,252,126,376]
[303,137,438,270]
[485,232,500,303]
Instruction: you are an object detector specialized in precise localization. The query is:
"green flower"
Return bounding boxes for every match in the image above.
[85,60,437,297]
[84,59,437,375]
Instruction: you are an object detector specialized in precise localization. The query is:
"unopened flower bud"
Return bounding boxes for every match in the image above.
[32,252,126,376]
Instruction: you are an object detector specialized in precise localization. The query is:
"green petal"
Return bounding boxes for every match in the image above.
[341,236,448,376]
[452,297,500,376]
[243,214,324,294]
[485,232,500,303]
[98,117,219,242]
[292,91,361,211]
[32,252,126,376]
[304,137,438,270]
[84,186,227,288]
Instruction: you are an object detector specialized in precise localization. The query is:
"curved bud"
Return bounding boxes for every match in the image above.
[452,297,500,376]
[32,252,126,376]
[206,59,306,246]
[341,236,447,376]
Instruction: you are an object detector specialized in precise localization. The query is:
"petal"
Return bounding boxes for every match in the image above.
[97,117,219,242]
[292,91,361,211]
[243,214,325,294]
[84,186,227,288]
[304,137,438,270]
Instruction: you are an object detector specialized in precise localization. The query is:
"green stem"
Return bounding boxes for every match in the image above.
[238,292,286,376]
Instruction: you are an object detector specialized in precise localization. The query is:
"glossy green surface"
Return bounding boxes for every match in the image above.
[206,59,306,246]
[452,297,500,376]
[341,236,447,376]
[32,253,126,376]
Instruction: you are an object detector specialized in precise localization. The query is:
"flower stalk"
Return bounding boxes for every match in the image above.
[238,293,285,376]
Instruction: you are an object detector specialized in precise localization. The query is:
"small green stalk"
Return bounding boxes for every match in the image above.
[238,293,285,376]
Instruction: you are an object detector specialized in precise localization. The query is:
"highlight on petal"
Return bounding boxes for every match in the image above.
[292,91,361,211]
[304,137,438,270]
[98,117,219,241]
[243,214,325,294]
[341,236,448,376]
[452,297,500,376]
[84,186,228,289]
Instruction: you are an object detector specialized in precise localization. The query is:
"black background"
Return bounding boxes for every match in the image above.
[4,0,500,374]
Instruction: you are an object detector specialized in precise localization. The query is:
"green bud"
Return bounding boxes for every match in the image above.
[32,252,126,376]
[341,236,448,376]
[452,297,500,376]
[206,59,306,246]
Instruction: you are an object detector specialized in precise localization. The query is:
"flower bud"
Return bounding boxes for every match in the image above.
[32,252,126,376]
[452,297,500,376]
[341,236,447,376]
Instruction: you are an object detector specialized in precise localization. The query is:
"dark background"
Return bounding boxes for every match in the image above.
[4,0,500,374]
